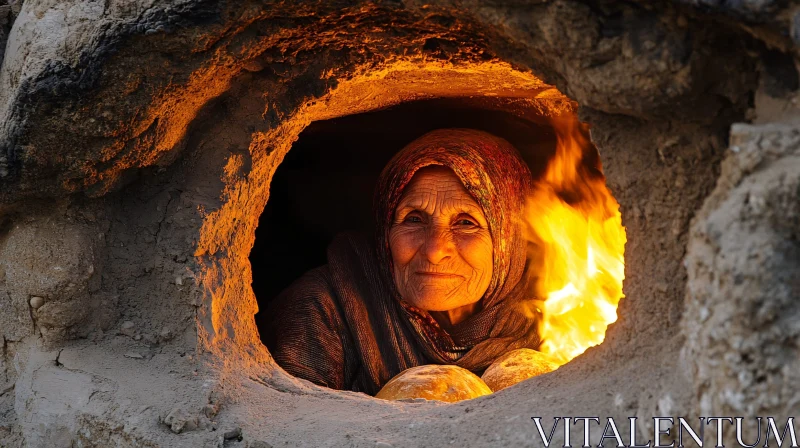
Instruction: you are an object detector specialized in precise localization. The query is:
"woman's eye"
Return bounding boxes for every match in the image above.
[404,215,423,223]
[455,218,477,226]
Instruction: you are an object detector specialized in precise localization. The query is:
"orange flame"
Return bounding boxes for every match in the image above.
[523,116,626,365]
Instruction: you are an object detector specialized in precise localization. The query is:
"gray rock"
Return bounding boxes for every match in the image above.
[29,296,45,310]
[119,321,136,337]
[224,427,242,440]
[162,407,199,434]
[159,326,174,341]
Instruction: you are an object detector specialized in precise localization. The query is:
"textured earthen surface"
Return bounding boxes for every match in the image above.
[0,0,797,447]
[682,122,800,436]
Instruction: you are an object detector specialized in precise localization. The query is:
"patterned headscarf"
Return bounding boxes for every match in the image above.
[374,128,533,310]
[373,129,539,368]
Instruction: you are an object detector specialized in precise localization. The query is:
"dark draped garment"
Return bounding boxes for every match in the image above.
[262,129,542,395]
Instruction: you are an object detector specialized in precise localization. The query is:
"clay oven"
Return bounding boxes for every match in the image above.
[0,1,798,446]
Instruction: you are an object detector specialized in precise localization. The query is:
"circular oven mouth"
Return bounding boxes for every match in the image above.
[192,60,626,402]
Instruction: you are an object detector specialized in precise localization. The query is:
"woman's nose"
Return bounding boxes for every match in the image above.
[422,227,454,264]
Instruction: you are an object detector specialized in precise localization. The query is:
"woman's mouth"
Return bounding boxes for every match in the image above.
[416,271,463,279]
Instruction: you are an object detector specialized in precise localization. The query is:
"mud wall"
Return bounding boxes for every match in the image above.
[0,1,797,447]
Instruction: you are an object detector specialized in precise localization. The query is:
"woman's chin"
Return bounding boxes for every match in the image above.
[405,296,472,312]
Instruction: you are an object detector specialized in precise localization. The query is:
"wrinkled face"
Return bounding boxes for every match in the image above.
[389,166,493,312]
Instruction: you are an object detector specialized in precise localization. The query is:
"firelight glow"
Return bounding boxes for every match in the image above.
[523,116,627,366]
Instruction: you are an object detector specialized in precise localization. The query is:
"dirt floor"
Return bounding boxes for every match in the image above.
[1,1,798,447]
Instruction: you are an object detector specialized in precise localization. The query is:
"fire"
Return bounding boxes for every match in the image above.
[523,116,626,365]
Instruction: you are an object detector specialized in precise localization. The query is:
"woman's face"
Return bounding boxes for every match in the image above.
[389,166,493,312]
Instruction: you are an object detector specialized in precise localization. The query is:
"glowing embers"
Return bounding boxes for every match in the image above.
[523,116,627,366]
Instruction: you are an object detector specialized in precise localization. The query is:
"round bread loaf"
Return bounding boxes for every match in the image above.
[481,348,560,392]
[375,364,492,402]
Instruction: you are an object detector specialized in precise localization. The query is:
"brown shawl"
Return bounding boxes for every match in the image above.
[263,129,540,395]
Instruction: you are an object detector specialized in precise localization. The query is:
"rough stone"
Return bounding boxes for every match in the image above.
[682,122,800,437]
[0,0,758,204]
[160,327,174,341]
[0,217,109,345]
[119,321,136,337]
[0,0,794,447]
[162,407,199,434]
[223,427,241,440]
[28,295,44,310]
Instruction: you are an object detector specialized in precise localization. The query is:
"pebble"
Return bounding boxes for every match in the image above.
[163,407,198,434]
[160,327,174,341]
[124,352,144,359]
[175,276,183,286]
[29,296,45,310]
[120,321,136,337]
[224,427,242,440]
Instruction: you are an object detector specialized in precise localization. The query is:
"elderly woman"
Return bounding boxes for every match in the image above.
[263,128,543,396]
